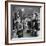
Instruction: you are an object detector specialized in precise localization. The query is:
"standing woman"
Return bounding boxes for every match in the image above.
[31,13,40,36]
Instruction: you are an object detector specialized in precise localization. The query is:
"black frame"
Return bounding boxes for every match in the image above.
[5,1,45,45]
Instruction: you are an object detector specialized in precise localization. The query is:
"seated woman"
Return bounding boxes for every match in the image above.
[16,22,23,38]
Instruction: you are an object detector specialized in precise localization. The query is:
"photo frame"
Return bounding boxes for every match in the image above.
[5,1,45,45]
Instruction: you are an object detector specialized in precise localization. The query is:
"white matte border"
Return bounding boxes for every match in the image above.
[8,2,44,43]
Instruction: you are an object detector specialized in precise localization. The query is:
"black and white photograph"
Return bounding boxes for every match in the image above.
[5,1,45,44]
[11,5,40,39]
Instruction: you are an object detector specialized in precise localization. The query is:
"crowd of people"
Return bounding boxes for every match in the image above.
[12,9,40,38]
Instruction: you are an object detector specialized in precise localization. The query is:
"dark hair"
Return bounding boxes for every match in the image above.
[35,13,38,16]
